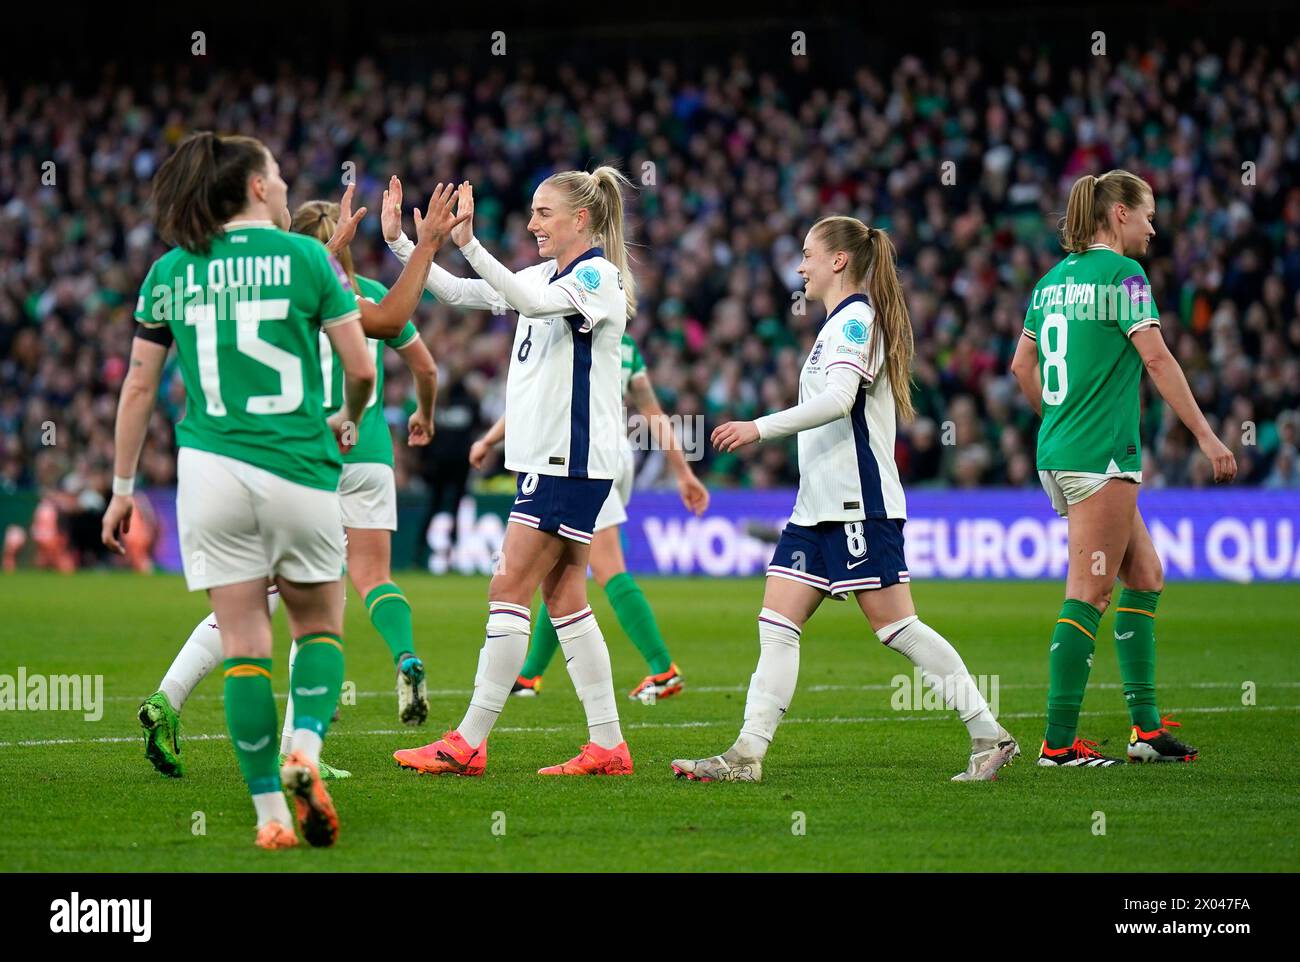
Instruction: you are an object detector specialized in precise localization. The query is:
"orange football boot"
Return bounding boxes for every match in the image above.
[510,674,544,697]
[538,741,633,775]
[393,730,486,776]
[629,664,684,703]
[280,751,339,847]
[255,820,299,850]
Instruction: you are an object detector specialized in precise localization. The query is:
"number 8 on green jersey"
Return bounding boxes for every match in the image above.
[1022,244,1160,475]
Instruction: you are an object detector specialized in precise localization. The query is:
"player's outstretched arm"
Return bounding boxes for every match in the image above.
[1130,327,1236,482]
[102,336,168,554]
[630,370,709,515]
[715,364,861,455]
[453,182,596,323]
[1009,332,1042,416]
[397,336,438,446]
[349,182,466,339]
[469,414,506,470]
[384,175,510,314]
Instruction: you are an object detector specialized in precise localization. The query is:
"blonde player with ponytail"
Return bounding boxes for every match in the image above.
[389,167,638,776]
[1011,170,1235,767]
[673,216,1019,783]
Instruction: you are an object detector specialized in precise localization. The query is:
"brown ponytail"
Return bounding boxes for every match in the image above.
[152,132,270,254]
[290,200,357,291]
[1059,169,1152,253]
[811,216,916,421]
[543,165,638,320]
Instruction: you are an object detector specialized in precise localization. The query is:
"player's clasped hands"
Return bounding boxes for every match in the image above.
[712,420,760,453]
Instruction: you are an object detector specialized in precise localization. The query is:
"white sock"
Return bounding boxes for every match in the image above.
[877,615,1000,740]
[252,790,292,828]
[456,602,530,747]
[280,637,298,757]
[290,728,323,766]
[732,608,801,760]
[159,614,222,710]
[554,607,622,749]
[160,587,280,710]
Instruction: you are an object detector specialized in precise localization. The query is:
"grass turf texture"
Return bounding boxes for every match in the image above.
[0,572,1296,872]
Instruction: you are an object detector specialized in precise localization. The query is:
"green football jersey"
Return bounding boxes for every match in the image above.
[1023,245,1160,473]
[318,274,419,467]
[619,333,646,396]
[134,222,360,490]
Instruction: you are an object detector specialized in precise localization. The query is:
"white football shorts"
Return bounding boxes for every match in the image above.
[593,445,636,533]
[176,447,345,591]
[338,462,398,531]
[1038,468,1142,518]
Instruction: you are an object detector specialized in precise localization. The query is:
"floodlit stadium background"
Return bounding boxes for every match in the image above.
[3,1,1298,579]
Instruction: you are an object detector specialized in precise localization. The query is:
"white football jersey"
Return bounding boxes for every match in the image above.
[503,249,628,480]
[790,293,907,524]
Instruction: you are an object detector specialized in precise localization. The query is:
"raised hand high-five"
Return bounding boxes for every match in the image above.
[381,175,404,244]
[451,181,474,248]
[413,182,472,252]
[325,182,368,257]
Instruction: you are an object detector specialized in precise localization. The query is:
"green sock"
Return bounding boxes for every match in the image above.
[223,658,280,795]
[1044,599,1101,750]
[605,572,672,675]
[1114,588,1161,731]
[365,583,415,667]
[519,603,560,679]
[290,634,345,737]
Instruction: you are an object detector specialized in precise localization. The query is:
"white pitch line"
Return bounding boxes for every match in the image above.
[97,680,1300,703]
[1,703,1296,750]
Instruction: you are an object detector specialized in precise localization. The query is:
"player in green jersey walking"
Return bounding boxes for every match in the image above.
[135,184,460,782]
[469,333,710,702]
[103,132,376,850]
[1011,169,1237,767]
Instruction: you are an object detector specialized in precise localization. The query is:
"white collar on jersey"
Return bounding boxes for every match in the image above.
[222,219,279,230]
[825,292,870,322]
[548,246,605,284]
[1086,243,1116,251]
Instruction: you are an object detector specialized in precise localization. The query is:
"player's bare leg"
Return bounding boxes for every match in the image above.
[1039,479,1138,767]
[672,577,821,783]
[395,523,564,775]
[858,583,1018,781]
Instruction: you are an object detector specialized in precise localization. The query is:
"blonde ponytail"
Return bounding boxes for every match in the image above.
[1059,169,1152,253]
[544,165,637,320]
[811,216,915,421]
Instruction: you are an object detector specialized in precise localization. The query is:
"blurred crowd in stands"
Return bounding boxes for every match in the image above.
[3,35,1299,569]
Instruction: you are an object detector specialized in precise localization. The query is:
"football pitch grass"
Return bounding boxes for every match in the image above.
[1,572,1297,872]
